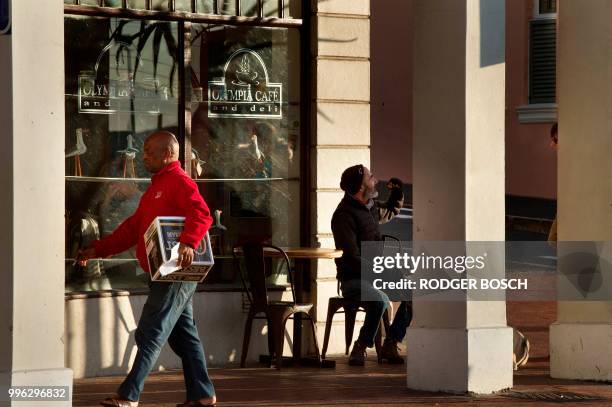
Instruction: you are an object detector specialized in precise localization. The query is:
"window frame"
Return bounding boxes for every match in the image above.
[516,0,557,123]
[533,0,557,20]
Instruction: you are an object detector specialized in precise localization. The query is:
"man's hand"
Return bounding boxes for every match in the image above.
[177,243,194,268]
[76,247,97,267]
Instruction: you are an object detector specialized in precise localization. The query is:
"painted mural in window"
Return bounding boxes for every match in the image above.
[64,16,301,292]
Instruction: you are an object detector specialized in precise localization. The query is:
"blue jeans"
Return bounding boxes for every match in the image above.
[118,281,215,402]
[340,279,412,348]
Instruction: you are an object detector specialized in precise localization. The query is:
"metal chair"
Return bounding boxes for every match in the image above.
[321,292,390,363]
[321,234,400,363]
[233,244,321,369]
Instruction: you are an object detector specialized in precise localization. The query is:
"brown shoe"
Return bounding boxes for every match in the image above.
[176,395,217,406]
[381,339,404,364]
[100,396,138,407]
[348,340,367,366]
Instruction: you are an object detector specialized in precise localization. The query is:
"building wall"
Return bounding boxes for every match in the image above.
[66,290,294,378]
[505,0,557,200]
[371,0,413,184]
[64,0,373,378]
[370,0,557,201]
[310,0,372,352]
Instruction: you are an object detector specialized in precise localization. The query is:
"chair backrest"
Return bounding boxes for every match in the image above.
[382,234,403,254]
[236,244,269,307]
[381,234,400,245]
[234,244,295,308]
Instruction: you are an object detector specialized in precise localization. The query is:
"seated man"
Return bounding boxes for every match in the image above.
[331,164,412,366]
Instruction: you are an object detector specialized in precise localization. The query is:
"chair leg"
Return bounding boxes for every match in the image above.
[322,302,340,359]
[374,308,391,363]
[267,318,279,368]
[344,308,358,355]
[273,315,292,369]
[382,308,391,337]
[266,317,275,367]
[307,314,322,362]
[375,319,384,364]
[240,311,254,368]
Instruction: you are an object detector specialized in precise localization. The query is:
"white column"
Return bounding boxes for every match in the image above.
[550,0,612,382]
[409,0,512,393]
[310,0,371,352]
[0,1,71,405]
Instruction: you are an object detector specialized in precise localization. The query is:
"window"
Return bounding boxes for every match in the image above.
[189,24,302,285]
[517,0,557,123]
[64,16,180,292]
[536,0,557,17]
[64,2,304,293]
[529,0,556,104]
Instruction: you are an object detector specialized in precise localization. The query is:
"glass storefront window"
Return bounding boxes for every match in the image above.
[65,16,179,292]
[64,15,302,292]
[190,24,301,284]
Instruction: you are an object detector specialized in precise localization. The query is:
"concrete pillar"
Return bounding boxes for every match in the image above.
[410,0,512,393]
[310,0,371,352]
[550,0,612,382]
[0,1,72,405]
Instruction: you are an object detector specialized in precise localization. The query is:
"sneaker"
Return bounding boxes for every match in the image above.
[381,339,404,364]
[348,340,367,366]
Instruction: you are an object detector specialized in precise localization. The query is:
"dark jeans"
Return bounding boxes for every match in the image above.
[118,281,215,402]
[340,279,412,348]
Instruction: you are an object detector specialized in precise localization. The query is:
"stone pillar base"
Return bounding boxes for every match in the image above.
[550,322,612,381]
[1,368,73,406]
[406,327,513,394]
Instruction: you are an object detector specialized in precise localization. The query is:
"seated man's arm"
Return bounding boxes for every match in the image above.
[378,177,404,225]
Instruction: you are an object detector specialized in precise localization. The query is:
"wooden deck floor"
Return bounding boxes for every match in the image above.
[73,302,612,406]
[74,359,612,406]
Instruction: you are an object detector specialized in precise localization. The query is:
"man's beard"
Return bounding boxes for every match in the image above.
[364,187,378,201]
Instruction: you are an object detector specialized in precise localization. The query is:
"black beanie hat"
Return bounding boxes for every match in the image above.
[340,164,364,195]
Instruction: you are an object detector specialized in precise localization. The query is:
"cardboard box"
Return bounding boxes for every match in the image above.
[144,216,214,283]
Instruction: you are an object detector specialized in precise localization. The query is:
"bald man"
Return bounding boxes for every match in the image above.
[78,131,216,407]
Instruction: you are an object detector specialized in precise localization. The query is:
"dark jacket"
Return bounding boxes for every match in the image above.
[331,189,403,281]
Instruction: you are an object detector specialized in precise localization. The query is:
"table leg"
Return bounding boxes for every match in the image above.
[293,259,303,360]
[292,259,334,368]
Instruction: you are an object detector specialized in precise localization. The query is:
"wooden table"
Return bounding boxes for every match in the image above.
[259,247,342,367]
[259,247,343,260]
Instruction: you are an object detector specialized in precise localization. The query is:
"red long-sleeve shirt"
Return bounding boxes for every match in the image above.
[93,161,212,273]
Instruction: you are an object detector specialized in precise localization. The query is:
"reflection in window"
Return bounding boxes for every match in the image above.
[190,25,301,285]
[63,17,302,291]
[64,16,179,292]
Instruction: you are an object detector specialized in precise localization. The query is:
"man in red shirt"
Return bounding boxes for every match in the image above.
[78,131,216,407]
